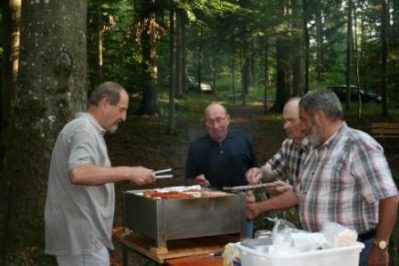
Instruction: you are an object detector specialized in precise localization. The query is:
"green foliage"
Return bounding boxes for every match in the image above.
[87,0,143,91]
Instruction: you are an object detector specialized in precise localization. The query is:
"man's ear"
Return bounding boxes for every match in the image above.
[98,96,109,110]
[314,109,325,124]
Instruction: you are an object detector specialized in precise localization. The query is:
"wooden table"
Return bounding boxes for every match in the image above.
[114,232,240,265]
[164,254,223,266]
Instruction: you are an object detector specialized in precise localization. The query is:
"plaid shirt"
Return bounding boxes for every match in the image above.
[266,137,310,187]
[296,122,398,233]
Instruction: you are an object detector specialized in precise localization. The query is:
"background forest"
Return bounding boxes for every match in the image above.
[0,0,399,265]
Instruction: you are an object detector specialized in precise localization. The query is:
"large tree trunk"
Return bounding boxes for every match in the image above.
[381,0,389,116]
[271,37,289,113]
[96,0,103,85]
[302,0,310,93]
[0,0,87,263]
[315,11,324,82]
[136,0,160,115]
[291,0,304,96]
[175,8,184,97]
[1,0,21,164]
[167,6,177,134]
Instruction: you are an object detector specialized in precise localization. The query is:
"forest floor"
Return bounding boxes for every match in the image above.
[104,95,399,266]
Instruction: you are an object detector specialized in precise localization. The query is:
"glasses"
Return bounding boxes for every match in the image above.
[205,116,228,126]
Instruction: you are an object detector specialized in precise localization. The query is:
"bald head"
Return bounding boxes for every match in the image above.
[204,103,228,117]
[283,98,301,120]
[282,97,305,141]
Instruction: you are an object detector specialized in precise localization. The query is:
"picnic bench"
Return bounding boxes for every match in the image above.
[369,122,399,139]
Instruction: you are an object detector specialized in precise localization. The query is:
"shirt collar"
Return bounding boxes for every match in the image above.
[321,122,347,148]
[76,112,106,136]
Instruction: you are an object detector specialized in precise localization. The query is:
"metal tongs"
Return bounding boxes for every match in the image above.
[153,167,184,179]
[153,168,173,179]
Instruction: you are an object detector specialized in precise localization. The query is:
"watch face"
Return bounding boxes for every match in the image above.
[379,241,387,249]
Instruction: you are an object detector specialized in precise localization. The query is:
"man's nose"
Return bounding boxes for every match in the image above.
[121,111,127,121]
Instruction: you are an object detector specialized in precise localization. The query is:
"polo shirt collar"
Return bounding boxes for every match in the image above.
[76,112,106,136]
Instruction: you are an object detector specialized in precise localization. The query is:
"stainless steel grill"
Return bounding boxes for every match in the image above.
[123,189,248,248]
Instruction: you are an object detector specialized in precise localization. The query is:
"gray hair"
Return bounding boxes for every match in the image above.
[88,81,125,107]
[299,89,343,120]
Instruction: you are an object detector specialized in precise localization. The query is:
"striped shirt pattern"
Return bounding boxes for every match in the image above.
[266,137,311,187]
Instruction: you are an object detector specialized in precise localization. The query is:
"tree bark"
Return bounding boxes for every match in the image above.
[1,0,21,164]
[167,5,176,134]
[272,36,289,113]
[136,0,161,115]
[0,0,87,262]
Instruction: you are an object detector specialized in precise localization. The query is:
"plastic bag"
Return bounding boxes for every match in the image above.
[269,218,328,255]
[321,222,358,248]
[222,243,240,266]
[268,217,297,243]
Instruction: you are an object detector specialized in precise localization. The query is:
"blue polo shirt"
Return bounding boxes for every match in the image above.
[185,129,258,188]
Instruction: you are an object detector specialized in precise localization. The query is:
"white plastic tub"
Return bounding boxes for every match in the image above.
[236,242,364,266]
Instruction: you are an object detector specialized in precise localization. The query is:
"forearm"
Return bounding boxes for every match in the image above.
[257,189,299,212]
[375,195,399,243]
[69,164,148,185]
[261,163,278,182]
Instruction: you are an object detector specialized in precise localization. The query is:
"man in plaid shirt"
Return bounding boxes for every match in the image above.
[246,97,310,191]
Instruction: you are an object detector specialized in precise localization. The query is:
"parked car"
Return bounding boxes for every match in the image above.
[164,75,212,93]
[187,76,212,93]
[327,85,382,103]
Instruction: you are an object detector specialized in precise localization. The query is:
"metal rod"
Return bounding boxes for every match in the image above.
[153,168,172,175]
[155,174,173,179]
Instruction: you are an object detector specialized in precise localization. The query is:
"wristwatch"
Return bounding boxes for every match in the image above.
[374,240,388,250]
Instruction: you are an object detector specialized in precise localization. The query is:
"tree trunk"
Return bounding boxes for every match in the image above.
[302,0,310,93]
[0,0,87,263]
[1,0,21,163]
[345,0,353,112]
[167,6,176,134]
[272,37,289,113]
[381,0,389,116]
[262,37,269,114]
[96,0,103,85]
[175,8,184,97]
[136,0,160,116]
[315,12,324,82]
[291,0,304,96]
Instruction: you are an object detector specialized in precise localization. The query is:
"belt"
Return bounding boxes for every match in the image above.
[357,229,376,242]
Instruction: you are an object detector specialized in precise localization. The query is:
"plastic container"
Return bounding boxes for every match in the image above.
[236,241,364,266]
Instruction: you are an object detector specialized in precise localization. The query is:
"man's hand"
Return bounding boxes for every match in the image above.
[129,166,157,185]
[194,174,210,187]
[264,180,292,194]
[247,202,261,219]
[245,167,264,184]
[367,246,389,266]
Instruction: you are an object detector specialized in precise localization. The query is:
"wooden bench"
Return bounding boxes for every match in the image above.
[369,122,399,139]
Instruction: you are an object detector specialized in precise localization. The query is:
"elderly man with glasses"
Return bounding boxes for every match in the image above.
[185,103,258,237]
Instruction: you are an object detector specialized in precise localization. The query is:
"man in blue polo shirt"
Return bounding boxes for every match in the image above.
[185,103,258,188]
[185,103,258,237]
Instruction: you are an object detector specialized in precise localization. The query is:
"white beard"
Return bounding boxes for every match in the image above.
[109,123,119,134]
